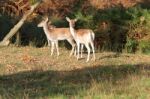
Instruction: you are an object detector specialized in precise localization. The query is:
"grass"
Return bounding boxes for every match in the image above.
[0,46,150,99]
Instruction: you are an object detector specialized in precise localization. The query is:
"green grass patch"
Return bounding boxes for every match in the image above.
[0,47,149,98]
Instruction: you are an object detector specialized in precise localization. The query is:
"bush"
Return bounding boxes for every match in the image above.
[20,20,47,47]
[139,40,150,54]
[125,5,150,53]
[0,2,150,54]
[0,15,13,41]
[125,38,138,53]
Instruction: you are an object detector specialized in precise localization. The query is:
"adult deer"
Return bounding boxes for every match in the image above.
[66,17,95,62]
[37,17,76,56]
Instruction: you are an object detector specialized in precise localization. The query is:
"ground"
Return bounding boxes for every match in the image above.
[0,46,150,99]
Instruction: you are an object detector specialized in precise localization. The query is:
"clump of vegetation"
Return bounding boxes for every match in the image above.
[125,6,150,54]
[0,0,150,54]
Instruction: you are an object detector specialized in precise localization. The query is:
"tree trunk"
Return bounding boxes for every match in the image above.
[15,31,21,46]
[0,2,40,46]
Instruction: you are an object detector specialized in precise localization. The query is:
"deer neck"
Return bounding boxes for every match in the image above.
[69,24,76,38]
[43,22,51,36]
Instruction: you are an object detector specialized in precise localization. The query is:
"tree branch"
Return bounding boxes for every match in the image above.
[0,1,41,46]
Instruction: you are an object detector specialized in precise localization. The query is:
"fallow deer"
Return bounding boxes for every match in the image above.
[37,17,76,56]
[66,17,95,62]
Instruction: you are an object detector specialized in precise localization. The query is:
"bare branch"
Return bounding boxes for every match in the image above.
[0,1,41,46]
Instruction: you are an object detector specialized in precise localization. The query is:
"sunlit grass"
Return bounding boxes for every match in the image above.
[0,46,150,98]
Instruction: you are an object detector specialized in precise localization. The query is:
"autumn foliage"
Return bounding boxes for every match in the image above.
[0,0,150,53]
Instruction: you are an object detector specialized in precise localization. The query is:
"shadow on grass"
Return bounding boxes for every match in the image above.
[0,63,149,98]
[99,53,122,59]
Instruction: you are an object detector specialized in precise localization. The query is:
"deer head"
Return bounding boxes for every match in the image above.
[37,16,49,27]
[66,17,77,28]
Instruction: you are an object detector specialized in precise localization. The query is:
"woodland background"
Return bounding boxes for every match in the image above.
[0,0,150,98]
[0,0,150,54]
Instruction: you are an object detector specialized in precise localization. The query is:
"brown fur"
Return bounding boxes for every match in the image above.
[76,29,91,36]
[49,28,72,38]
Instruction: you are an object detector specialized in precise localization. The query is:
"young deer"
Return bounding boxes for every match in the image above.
[66,17,95,62]
[38,17,76,56]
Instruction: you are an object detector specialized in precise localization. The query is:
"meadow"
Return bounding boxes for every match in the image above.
[0,46,150,99]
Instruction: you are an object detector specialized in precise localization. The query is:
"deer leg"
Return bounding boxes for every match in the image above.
[85,43,90,62]
[55,41,59,56]
[77,42,80,60]
[47,39,51,47]
[80,44,84,58]
[72,45,77,57]
[90,41,95,61]
[67,39,76,57]
[51,42,55,56]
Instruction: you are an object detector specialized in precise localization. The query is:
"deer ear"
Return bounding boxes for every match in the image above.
[45,17,49,22]
[43,15,48,21]
[66,17,70,22]
[48,21,51,25]
[74,18,78,22]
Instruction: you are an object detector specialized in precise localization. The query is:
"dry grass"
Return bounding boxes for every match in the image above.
[0,46,150,98]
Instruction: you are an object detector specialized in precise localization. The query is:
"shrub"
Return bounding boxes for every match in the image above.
[125,38,138,53]
[125,5,150,53]
[139,40,150,54]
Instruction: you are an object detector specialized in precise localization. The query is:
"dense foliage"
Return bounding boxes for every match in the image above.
[0,0,150,54]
